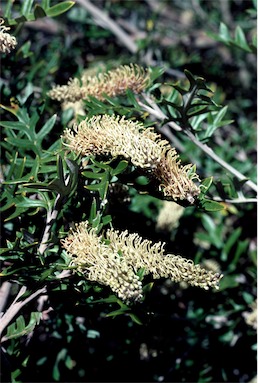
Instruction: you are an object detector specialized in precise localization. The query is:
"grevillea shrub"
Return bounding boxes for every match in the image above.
[0,2,256,382]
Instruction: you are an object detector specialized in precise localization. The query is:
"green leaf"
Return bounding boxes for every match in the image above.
[34,4,47,19]
[42,0,51,8]
[125,89,141,109]
[21,0,34,17]
[199,177,213,198]
[149,66,165,83]
[200,199,224,212]
[57,156,65,186]
[3,1,13,18]
[142,282,154,294]
[82,171,103,180]
[89,198,97,223]
[0,121,27,130]
[17,40,33,59]
[187,106,210,118]
[223,227,242,256]
[92,295,124,305]
[5,137,39,155]
[219,22,231,42]
[5,206,30,221]
[105,308,129,317]
[46,2,75,17]
[16,107,31,125]
[242,292,255,305]
[110,160,128,176]
[229,239,249,271]
[90,157,111,170]
[5,312,42,340]
[65,158,79,193]
[53,348,67,381]
[43,179,64,194]
[37,114,57,142]
[201,213,216,233]
[102,215,112,225]
[184,69,198,90]
[137,267,146,280]
[234,26,252,52]
[213,105,228,124]
[16,156,26,179]
[218,275,241,291]
[85,182,106,192]
[91,212,102,230]
[128,313,143,325]
[85,170,110,200]
[171,84,187,96]
[16,197,48,210]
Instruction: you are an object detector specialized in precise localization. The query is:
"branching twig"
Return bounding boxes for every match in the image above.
[75,0,186,79]
[75,0,138,53]
[137,94,257,195]
[0,285,47,338]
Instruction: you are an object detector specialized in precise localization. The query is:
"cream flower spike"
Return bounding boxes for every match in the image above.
[0,18,17,54]
[48,64,150,102]
[61,221,223,304]
[62,114,200,203]
[61,222,143,304]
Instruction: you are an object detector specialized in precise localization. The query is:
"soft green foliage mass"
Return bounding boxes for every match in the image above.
[0,1,256,382]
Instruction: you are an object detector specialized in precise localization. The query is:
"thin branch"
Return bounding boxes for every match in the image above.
[0,285,47,338]
[137,94,257,194]
[219,0,233,26]
[73,1,186,80]
[55,270,72,279]
[213,197,257,204]
[0,282,12,314]
[184,129,257,192]
[75,0,138,53]
[38,194,61,255]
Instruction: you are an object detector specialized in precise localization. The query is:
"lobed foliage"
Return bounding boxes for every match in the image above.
[0,1,257,382]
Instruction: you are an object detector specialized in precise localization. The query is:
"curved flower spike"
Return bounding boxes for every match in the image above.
[62,114,200,202]
[48,64,150,103]
[61,221,223,304]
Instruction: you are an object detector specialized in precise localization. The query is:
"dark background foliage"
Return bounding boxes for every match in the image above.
[0,1,257,382]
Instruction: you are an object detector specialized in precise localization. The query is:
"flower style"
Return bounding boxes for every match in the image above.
[61,221,223,303]
[0,18,17,54]
[48,64,150,103]
[62,114,200,202]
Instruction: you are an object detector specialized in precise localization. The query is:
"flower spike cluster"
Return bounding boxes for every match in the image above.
[48,64,150,103]
[62,114,200,202]
[61,221,223,303]
[0,18,17,54]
